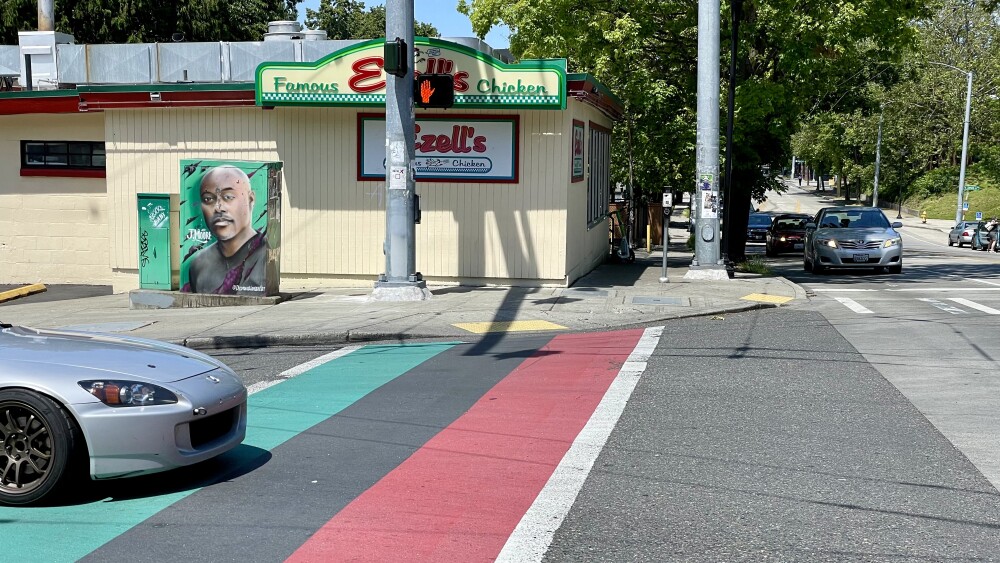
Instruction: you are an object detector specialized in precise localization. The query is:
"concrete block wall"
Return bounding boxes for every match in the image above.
[0,113,110,285]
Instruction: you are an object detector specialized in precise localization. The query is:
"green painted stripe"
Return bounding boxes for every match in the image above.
[0,342,455,563]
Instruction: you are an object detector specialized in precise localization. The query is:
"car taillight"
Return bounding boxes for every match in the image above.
[963,231,970,236]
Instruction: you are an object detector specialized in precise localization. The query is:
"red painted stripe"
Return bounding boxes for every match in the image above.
[288,329,645,563]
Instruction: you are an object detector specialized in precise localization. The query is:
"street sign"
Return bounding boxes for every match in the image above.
[976,211,983,220]
[662,192,673,207]
[963,201,970,211]
[966,185,980,191]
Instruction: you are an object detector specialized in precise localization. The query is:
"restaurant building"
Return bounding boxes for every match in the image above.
[0,27,622,293]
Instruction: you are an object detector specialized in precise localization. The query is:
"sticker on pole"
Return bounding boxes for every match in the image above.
[389,166,407,190]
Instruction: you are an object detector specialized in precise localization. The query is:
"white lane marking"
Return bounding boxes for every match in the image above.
[809,288,878,292]
[948,298,1000,315]
[833,297,874,314]
[969,278,1000,287]
[887,287,1000,292]
[917,298,967,315]
[245,345,364,395]
[496,326,664,563]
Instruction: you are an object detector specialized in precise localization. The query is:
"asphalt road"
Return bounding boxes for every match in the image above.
[546,309,1000,561]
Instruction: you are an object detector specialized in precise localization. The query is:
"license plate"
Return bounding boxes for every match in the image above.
[853,253,869,263]
[794,243,804,250]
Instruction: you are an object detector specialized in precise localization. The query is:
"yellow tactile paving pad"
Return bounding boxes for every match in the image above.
[453,320,568,334]
[741,293,794,305]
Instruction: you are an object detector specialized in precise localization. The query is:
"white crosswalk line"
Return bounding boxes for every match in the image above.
[948,298,1000,315]
[969,278,1000,287]
[833,296,873,314]
[917,298,967,315]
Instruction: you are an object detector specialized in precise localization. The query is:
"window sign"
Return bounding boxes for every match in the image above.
[571,120,585,182]
[358,114,519,182]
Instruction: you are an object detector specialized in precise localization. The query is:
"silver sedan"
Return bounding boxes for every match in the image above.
[804,207,903,274]
[948,221,979,247]
[0,323,247,505]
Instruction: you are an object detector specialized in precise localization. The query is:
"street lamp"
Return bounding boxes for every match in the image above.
[928,61,973,224]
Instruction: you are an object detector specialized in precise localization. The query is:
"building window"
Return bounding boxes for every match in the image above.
[587,123,611,226]
[20,140,106,178]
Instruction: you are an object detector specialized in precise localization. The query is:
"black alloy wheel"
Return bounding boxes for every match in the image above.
[0,390,82,505]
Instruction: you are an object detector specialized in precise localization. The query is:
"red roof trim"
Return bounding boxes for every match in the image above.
[0,95,80,115]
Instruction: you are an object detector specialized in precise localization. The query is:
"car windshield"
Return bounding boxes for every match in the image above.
[818,210,890,229]
[774,217,807,230]
[748,214,772,227]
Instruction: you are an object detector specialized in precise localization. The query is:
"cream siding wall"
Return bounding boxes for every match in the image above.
[0,113,109,285]
[107,105,577,291]
[564,100,614,284]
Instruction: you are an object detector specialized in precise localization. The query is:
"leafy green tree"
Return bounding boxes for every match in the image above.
[1,0,301,44]
[460,0,925,260]
[305,0,439,40]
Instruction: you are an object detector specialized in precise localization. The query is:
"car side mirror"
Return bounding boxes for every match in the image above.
[805,222,816,230]
[892,221,903,229]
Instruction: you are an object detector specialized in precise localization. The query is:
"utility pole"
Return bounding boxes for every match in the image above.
[372,0,430,301]
[685,0,729,280]
[873,110,883,208]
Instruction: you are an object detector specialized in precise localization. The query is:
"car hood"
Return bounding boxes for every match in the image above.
[814,227,899,239]
[0,325,225,383]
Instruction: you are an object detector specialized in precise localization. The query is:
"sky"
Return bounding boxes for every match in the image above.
[297,0,511,49]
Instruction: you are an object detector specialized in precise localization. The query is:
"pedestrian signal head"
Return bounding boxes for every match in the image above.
[414,74,454,109]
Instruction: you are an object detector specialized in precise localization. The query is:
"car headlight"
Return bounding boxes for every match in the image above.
[780,236,786,242]
[79,380,179,407]
[884,237,901,248]
[818,238,838,248]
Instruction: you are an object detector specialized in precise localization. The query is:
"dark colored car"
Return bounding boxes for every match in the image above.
[746,213,774,243]
[971,221,996,251]
[765,213,812,256]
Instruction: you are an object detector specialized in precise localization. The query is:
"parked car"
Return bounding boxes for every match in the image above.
[971,221,996,251]
[746,212,774,243]
[0,323,248,505]
[803,206,903,274]
[948,221,980,247]
[765,213,812,256]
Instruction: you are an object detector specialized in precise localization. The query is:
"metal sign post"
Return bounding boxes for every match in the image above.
[660,192,672,283]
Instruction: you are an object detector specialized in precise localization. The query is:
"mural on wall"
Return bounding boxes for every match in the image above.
[359,114,519,182]
[179,159,282,296]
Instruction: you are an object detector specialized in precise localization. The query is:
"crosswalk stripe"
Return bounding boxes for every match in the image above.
[948,298,1000,315]
[917,298,967,314]
[833,297,873,314]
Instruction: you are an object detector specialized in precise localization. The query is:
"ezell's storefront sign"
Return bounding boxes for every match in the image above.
[359,114,518,182]
[255,37,566,110]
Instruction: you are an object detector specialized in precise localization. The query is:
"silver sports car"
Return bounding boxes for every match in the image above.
[0,322,247,506]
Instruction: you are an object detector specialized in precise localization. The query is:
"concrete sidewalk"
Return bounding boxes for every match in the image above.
[1,243,806,350]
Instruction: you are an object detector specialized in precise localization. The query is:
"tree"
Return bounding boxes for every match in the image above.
[1,0,302,44]
[460,0,925,261]
[305,0,439,40]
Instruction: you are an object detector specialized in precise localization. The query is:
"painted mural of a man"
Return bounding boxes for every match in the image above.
[183,165,267,295]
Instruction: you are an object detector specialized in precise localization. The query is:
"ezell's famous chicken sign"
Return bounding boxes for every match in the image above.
[255,37,566,110]
[359,114,518,182]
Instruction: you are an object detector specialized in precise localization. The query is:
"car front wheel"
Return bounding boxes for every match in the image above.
[888,263,902,274]
[0,390,83,506]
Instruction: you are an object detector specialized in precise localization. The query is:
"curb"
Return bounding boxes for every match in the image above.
[0,283,46,304]
[173,301,779,350]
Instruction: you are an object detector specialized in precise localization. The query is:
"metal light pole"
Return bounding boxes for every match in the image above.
[928,62,973,224]
[684,0,728,280]
[873,109,883,208]
[372,0,429,300]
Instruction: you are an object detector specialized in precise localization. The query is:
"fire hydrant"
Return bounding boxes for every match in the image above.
[920,210,927,223]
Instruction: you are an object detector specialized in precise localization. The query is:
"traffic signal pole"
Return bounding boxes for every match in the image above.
[372,0,430,301]
[685,0,730,281]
